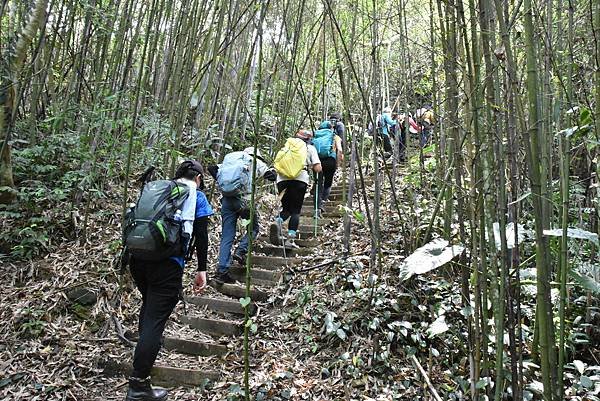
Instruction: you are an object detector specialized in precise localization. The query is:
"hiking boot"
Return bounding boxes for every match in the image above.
[269,221,284,245]
[233,252,246,265]
[321,187,332,202]
[215,271,237,285]
[283,238,300,249]
[125,376,167,401]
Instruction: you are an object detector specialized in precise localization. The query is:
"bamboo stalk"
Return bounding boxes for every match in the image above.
[411,354,444,401]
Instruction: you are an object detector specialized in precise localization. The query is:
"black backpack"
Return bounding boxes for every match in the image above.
[123,180,190,261]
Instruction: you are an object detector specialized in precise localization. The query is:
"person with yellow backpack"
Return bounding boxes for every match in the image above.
[416,106,435,148]
[270,129,322,248]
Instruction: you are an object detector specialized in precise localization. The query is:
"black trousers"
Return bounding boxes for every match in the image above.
[316,156,337,209]
[277,180,307,231]
[130,259,183,378]
[397,129,407,160]
[377,133,392,152]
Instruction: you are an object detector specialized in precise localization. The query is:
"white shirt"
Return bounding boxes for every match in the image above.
[277,143,321,185]
[176,178,197,236]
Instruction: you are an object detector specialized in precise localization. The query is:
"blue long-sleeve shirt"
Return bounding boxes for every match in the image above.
[171,189,214,268]
[381,113,397,137]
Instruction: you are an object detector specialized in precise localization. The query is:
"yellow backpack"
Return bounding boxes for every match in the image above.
[423,110,435,124]
[274,138,308,179]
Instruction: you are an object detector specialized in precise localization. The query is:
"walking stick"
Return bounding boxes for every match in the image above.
[314,172,320,236]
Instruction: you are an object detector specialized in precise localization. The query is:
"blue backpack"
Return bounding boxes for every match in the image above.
[217,151,253,197]
[313,121,336,159]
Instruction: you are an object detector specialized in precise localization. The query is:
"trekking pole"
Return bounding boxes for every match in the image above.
[273,183,288,265]
[314,173,319,237]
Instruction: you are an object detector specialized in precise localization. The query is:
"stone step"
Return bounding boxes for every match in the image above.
[209,280,270,302]
[163,337,228,357]
[255,244,310,258]
[322,192,345,199]
[299,216,336,225]
[302,208,344,218]
[304,200,343,208]
[306,194,345,202]
[180,315,241,337]
[295,238,319,247]
[248,255,300,269]
[100,358,220,385]
[185,295,255,316]
[152,365,220,386]
[296,226,322,238]
[301,204,340,213]
[228,271,278,287]
[229,266,281,282]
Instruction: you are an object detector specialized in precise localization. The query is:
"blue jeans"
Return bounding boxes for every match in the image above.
[420,128,431,148]
[217,196,259,274]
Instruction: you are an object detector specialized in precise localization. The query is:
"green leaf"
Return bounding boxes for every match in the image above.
[580,108,592,126]
[508,191,531,206]
[353,210,365,222]
[250,323,258,334]
[261,134,277,142]
[240,218,251,227]
[580,375,593,388]
[245,319,253,328]
[398,239,465,281]
[475,379,488,389]
[336,328,347,340]
[570,271,600,295]
[427,315,449,337]
[542,228,599,245]
[239,297,251,308]
[573,359,585,374]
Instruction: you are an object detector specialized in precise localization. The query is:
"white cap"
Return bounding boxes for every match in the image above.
[243,147,262,158]
[383,106,392,113]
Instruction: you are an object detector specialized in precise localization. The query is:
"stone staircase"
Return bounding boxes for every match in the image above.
[105,184,349,387]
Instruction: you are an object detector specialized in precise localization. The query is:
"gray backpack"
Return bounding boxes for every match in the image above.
[216,151,253,197]
[123,180,190,261]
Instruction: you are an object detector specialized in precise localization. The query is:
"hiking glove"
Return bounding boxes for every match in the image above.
[263,168,277,182]
[207,165,219,179]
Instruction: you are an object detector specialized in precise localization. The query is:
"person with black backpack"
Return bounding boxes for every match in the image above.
[312,121,344,215]
[209,147,276,284]
[122,160,205,401]
[328,112,346,148]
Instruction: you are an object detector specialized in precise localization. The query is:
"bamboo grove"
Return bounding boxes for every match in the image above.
[1,0,599,399]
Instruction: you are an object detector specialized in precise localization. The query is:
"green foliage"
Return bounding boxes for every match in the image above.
[285,259,466,392]
[0,133,91,258]
[16,307,46,338]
